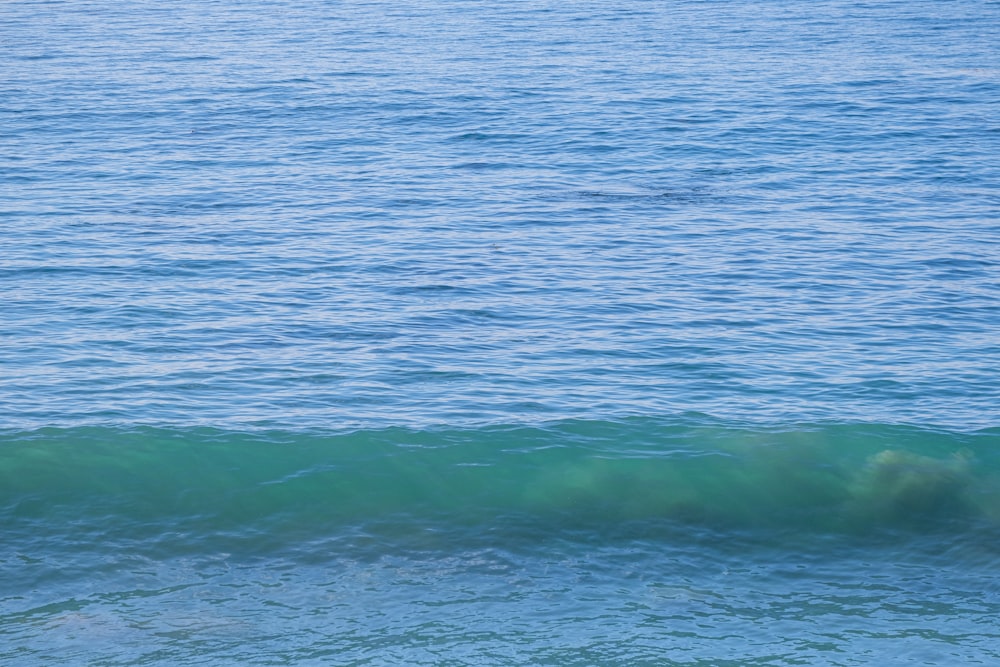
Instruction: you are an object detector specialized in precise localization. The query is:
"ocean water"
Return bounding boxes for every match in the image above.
[2,0,999,664]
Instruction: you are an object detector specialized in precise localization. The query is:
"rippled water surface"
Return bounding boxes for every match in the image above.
[2,0,999,664]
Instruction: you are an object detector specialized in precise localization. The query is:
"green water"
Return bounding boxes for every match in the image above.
[5,421,998,537]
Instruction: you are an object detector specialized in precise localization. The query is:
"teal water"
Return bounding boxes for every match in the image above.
[2,0,1000,663]
[5,421,1000,538]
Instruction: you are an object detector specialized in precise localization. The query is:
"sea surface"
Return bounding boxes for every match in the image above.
[2,0,999,664]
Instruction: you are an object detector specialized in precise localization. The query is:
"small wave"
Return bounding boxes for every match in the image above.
[3,419,997,553]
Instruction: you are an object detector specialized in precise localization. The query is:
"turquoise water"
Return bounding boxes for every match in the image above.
[3,0,1000,664]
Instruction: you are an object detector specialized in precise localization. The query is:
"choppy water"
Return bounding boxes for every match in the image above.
[2,0,999,664]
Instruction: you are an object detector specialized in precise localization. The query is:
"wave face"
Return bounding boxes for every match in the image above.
[5,420,999,549]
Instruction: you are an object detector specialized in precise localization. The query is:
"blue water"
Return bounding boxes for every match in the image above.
[3,0,1000,664]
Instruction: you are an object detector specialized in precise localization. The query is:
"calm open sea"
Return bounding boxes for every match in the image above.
[2,0,999,664]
